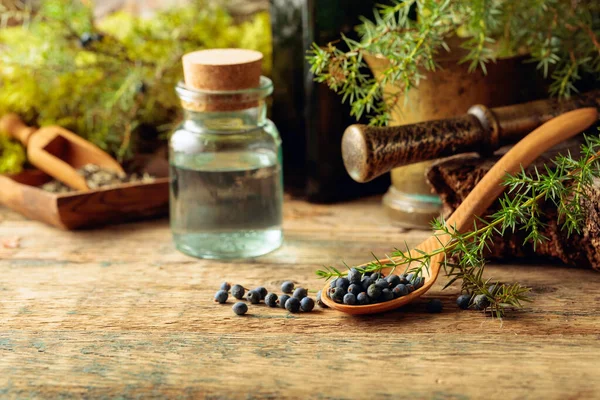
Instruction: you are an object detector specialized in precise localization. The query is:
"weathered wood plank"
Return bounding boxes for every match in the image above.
[1,197,600,399]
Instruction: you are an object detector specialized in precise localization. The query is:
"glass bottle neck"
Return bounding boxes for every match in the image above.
[182,103,267,133]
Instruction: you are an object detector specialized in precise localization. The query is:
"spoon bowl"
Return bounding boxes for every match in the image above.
[322,107,599,314]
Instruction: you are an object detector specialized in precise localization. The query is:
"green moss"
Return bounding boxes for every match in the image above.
[0,0,272,170]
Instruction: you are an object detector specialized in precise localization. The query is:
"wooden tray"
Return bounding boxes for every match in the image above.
[0,161,170,230]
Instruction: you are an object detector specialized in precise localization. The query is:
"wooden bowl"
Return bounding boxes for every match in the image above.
[0,159,169,230]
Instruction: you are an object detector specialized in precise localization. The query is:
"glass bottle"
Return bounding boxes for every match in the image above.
[169,72,283,259]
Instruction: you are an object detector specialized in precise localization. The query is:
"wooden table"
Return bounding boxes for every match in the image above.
[1,196,599,399]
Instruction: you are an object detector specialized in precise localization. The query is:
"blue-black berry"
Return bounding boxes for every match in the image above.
[347,268,362,284]
[357,292,370,305]
[406,284,415,293]
[426,299,443,313]
[375,278,389,290]
[488,284,499,295]
[316,291,328,308]
[371,272,382,280]
[331,287,345,303]
[231,284,245,300]
[265,293,278,307]
[220,282,231,291]
[246,290,260,304]
[414,277,425,289]
[456,294,472,310]
[279,294,291,309]
[348,283,362,295]
[399,273,409,284]
[300,297,315,311]
[336,278,350,291]
[281,281,295,294]
[386,274,401,287]
[392,284,409,298]
[343,293,356,305]
[254,287,268,299]
[361,276,372,291]
[367,284,382,300]
[406,273,415,283]
[474,294,490,310]
[232,302,248,315]
[381,288,394,302]
[293,287,308,299]
[285,297,301,313]
[214,290,228,304]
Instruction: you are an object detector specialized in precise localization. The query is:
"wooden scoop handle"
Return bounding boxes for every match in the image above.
[0,114,37,146]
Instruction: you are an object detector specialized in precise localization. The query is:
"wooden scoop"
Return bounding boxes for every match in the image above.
[0,114,124,190]
[322,107,598,315]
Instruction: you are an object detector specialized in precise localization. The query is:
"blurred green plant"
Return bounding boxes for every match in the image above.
[0,0,271,173]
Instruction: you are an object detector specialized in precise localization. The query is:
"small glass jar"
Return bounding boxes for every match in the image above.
[169,76,284,259]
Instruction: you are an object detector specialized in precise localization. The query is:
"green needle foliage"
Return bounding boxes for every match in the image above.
[307,0,600,126]
[0,0,271,173]
[317,131,600,317]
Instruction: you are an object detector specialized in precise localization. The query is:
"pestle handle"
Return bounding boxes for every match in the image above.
[342,90,600,183]
[0,114,37,146]
[342,114,486,183]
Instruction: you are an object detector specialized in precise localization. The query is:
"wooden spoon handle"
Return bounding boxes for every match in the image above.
[446,107,598,233]
[0,113,37,146]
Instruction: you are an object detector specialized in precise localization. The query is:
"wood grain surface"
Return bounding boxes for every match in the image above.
[1,196,600,399]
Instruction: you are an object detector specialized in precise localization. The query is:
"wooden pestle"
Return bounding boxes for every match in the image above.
[342,90,600,183]
[0,114,124,190]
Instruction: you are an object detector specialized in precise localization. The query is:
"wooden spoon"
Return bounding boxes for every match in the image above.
[321,107,598,314]
[0,114,124,191]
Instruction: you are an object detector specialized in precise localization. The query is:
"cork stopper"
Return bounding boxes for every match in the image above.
[180,49,263,112]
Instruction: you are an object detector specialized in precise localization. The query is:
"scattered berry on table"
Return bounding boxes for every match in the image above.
[232,302,248,316]
[381,288,394,302]
[386,274,401,287]
[254,287,268,299]
[300,297,315,312]
[426,299,443,313]
[488,284,499,295]
[392,284,409,298]
[336,277,350,291]
[348,268,362,284]
[331,287,346,303]
[246,290,260,304]
[231,284,245,300]
[214,290,228,304]
[316,290,328,308]
[293,287,308,299]
[343,293,357,305]
[456,294,472,310]
[375,278,389,290]
[220,282,231,291]
[357,292,370,305]
[279,294,291,309]
[265,293,278,307]
[348,283,362,295]
[367,284,382,300]
[285,297,301,313]
[281,281,295,294]
[474,294,490,310]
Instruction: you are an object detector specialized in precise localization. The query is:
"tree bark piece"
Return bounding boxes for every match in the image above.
[426,138,600,270]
